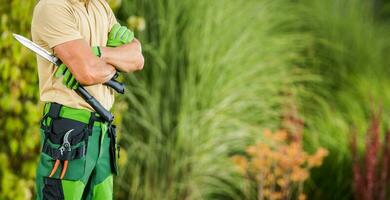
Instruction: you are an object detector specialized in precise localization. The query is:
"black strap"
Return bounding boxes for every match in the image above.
[108,123,119,174]
[42,143,86,161]
[88,113,98,132]
[108,124,117,143]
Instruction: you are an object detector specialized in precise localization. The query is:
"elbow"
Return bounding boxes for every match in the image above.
[123,52,144,73]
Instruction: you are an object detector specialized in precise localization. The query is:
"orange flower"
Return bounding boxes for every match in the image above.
[273,130,288,142]
[294,152,308,166]
[316,148,329,158]
[245,145,257,156]
[270,191,283,200]
[291,166,309,182]
[298,193,307,200]
[287,142,301,157]
[277,178,288,188]
[274,168,284,176]
[231,129,328,200]
[308,148,329,168]
[266,173,276,183]
[252,157,267,172]
[263,128,273,139]
[262,188,271,198]
[256,143,271,154]
[231,155,248,174]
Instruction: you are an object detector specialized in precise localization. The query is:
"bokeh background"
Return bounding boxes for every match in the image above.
[1,0,390,199]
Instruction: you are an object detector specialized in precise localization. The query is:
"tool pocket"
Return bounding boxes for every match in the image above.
[38,117,89,181]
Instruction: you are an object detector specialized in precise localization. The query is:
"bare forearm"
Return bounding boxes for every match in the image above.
[54,39,117,86]
[100,39,144,73]
[63,55,117,86]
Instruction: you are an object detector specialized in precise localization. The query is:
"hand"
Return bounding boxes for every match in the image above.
[92,46,120,79]
[107,24,134,47]
[54,46,102,89]
[55,63,79,89]
[101,39,144,73]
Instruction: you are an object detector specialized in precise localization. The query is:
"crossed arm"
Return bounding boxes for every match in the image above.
[53,38,144,86]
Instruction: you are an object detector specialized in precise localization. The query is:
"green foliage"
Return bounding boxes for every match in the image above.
[299,0,390,199]
[0,0,40,199]
[116,0,308,199]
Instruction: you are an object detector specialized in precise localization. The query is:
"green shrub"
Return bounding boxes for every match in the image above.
[0,0,123,198]
[0,0,40,199]
[299,0,390,199]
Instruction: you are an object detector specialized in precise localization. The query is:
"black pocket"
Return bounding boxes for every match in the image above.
[42,177,64,200]
[39,117,89,180]
[50,118,88,145]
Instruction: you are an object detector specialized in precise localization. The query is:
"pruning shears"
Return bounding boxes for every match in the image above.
[49,129,73,179]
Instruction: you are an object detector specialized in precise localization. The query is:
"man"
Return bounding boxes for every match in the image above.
[31,0,144,199]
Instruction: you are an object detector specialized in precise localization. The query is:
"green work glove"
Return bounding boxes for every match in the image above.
[107,24,134,47]
[54,47,101,89]
[55,63,79,90]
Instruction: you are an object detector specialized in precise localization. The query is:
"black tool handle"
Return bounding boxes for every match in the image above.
[76,86,114,122]
[104,79,125,94]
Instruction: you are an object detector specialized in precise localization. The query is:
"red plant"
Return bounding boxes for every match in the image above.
[351,105,390,200]
[378,130,390,200]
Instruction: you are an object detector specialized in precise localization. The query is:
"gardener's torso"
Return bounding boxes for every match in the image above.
[31,0,117,111]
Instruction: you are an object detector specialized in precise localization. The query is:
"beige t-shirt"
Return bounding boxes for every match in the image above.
[31,0,117,111]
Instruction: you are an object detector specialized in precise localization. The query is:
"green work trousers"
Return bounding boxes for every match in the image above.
[36,117,115,200]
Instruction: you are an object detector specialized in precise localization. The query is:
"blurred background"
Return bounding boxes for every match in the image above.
[1,0,390,199]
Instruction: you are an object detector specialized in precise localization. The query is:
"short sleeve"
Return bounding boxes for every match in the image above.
[107,4,118,30]
[98,0,118,32]
[32,2,83,48]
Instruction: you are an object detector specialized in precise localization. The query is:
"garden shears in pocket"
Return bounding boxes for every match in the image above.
[49,129,74,179]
